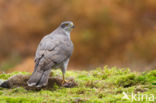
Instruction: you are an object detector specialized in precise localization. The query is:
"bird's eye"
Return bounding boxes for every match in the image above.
[61,23,69,28]
[65,24,69,26]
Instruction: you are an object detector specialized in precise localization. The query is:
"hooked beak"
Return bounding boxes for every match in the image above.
[72,25,75,28]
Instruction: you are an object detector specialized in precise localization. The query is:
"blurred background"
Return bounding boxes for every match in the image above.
[0,0,156,72]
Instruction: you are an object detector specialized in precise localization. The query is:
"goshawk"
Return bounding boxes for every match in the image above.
[27,21,74,87]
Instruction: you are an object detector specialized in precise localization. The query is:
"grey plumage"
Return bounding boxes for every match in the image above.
[27,21,74,87]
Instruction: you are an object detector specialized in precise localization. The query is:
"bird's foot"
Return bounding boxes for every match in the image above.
[62,80,68,85]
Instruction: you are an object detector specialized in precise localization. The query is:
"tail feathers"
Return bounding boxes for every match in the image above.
[27,61,54,87]
[27,69,51,87]
[36,69,51,87]
[27,70,43,87]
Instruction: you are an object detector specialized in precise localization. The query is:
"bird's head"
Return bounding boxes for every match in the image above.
[60,21,75,32]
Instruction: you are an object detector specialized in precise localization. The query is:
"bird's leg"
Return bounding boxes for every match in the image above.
[61,59,69,84]
[62,73,66,84]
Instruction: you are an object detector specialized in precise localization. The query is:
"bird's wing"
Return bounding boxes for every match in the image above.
[35,35,56,62]
[35,35,73,70]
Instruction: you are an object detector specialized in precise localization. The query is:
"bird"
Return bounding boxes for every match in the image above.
[27,21,74,87]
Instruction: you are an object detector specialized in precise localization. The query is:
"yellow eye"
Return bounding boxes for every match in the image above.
[65,24,69,26]
[61,23,70,28]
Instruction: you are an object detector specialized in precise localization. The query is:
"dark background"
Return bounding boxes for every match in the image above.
[0,0,156,72]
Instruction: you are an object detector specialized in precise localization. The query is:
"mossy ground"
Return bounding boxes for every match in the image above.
[0,66,155,103]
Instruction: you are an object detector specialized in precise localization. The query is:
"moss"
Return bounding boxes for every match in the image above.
[114,73,136,87]
[0,67,155,103]
[0,72,30,80]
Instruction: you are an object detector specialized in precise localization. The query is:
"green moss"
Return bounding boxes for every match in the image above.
[0,96,43,103]
[0,67,155,103]
[0,72,30,80]
[114,73,136,87]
